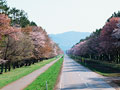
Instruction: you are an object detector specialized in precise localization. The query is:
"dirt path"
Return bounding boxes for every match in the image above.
[1,57,61,90]
[59,55,116,90]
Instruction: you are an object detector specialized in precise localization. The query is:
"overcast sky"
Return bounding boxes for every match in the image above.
[7,0,120,34]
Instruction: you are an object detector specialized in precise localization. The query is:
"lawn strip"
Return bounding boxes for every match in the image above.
[25,58,63,90]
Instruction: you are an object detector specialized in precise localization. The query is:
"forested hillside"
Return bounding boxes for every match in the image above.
[0,0,62,74]
[67,11,120,63]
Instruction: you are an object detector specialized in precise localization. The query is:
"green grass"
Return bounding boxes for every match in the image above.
[95,71,120,77]
[25,58,63,90]
[0,57,57,89]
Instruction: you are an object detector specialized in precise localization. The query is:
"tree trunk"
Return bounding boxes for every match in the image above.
[5,64,7,72]
[13,63,16,69]
[8,63,11,71]
[0,63,4,74]
[108,54,111,61]
[4,36,10,60]
[117,54,120,64]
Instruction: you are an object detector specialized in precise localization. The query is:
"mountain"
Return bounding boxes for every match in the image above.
[49,31,91,51]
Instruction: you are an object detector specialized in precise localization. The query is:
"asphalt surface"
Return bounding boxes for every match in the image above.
[59,55,116,90]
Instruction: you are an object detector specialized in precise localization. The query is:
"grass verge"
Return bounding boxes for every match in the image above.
[75,59,120,77]
[0,57,57,89]
[24,58,63,90]
[69,55,120,77]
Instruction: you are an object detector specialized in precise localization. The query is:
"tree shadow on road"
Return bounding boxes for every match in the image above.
[61,82,114,90]
[63,64,91,72]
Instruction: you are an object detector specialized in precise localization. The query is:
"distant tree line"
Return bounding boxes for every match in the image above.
[67,11,120,64]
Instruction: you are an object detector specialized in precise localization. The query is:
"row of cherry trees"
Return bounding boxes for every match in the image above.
[0,14,62,74]
[0,0,63,74]
[67,13,120,63]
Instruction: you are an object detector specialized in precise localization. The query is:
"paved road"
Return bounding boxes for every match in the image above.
[1,57,61,90]
[59,55,116,90]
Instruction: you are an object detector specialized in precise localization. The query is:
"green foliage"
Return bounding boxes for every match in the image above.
[0,0,9,14]
[107,11,120,22]
[25,58,63,90]
[9,8,30,27]
[0,0,37,28]
[90,28,102,37]
[30,21,37,26]
[112,11,120,17]
[19,16,30,27]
